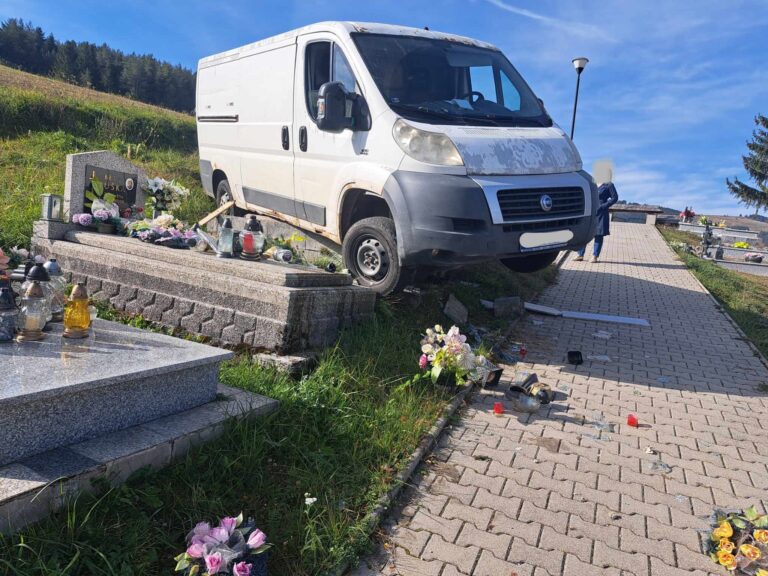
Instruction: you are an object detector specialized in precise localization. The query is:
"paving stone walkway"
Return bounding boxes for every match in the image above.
[354,223,768,576]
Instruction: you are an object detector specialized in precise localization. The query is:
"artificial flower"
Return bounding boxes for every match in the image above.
[233,561,252,576]
[716,550,737,571]
[247,528,267,549]
[755,529,768,544]
[220,516,238,535]
[740,543,761,560]
[419,354,428,370]
[186,542,205,558]
[718,539,735,553]
[207,526,229,544]
[755,569,768,576]
[204,552,223,574]
[78,213,93,226]
[713,521,733,539]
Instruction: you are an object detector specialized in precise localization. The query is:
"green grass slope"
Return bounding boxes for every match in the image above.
[0,64,212,251]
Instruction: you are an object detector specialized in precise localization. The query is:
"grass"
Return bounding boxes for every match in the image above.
[0,271,555,575]
[658,225,768,358]
[0,65,208,252]
[0,64,561,575]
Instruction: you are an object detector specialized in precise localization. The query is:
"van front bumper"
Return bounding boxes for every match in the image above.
[382,170,598,267]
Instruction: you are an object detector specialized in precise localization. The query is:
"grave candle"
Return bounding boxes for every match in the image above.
[0,287,17,342]
[63,282,91,339]
[16,281,46,341]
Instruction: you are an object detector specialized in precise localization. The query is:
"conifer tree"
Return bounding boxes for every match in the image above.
[727,114,768,212]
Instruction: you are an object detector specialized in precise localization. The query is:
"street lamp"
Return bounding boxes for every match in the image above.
[570,57,589,139]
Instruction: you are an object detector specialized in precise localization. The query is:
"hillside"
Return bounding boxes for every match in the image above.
[0,64,212,251]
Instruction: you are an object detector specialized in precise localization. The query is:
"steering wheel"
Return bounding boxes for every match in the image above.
[460,90,485,104]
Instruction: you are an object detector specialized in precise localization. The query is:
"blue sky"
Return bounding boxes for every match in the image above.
[4,0,768,214]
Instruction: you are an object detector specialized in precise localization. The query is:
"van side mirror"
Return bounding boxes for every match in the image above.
[317,82,371,132]
[317,82,351,132]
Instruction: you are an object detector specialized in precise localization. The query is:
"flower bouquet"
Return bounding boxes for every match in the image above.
[174,513,271,576]
[145,176,190,217]
[72,211,122,234]
[419,325,496,386]
[707,506,768,573]
[126,214,198,249]
[744,253,763,264]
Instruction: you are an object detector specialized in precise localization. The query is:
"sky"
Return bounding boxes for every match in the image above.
[3,0,768,214]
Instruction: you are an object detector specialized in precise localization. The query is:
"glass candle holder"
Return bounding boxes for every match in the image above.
[43,259,67,322]
[217,217,234,258]
[63,283,91,339]
[16,281,47,341]
[0,287,18,342]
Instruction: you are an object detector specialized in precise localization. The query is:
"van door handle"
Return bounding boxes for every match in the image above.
[299,126,308,152]
[281,126,289,150]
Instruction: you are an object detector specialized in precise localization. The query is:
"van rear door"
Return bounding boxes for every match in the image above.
[238,40,298,217]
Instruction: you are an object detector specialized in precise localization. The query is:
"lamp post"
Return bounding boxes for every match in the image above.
[570,57,589,140]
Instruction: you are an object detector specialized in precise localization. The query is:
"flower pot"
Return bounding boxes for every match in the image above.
[97,223,115,234]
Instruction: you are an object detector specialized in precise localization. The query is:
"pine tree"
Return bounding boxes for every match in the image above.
[727,114,768,212]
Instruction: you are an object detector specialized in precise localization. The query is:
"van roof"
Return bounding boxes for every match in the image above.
[197,21,498,68]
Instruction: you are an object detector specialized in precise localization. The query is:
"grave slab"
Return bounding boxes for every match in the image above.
[0,319,232,467]
[0,384,278,533]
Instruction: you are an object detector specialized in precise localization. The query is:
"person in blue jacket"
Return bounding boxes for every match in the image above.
[575,162,619,263]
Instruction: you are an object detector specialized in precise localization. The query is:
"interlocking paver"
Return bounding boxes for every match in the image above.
[358,223,768,574]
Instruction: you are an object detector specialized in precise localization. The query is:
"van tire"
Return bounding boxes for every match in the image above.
[215,179,245,217]
[343,216,404,296]
[500,252,558,273]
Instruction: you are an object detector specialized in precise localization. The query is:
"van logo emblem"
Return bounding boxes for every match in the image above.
[540,194,553,212]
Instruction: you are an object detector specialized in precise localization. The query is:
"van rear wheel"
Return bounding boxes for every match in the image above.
[343,217,404,296]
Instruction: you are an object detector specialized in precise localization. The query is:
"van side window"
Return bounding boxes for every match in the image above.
[500,72,521,111]
[305,41,360,120]
[306,42,331,119]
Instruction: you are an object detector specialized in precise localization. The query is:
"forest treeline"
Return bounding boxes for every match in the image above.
[0,18,196,112]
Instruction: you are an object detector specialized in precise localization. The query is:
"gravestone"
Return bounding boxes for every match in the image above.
[35,151,147,242]
[63,151,146,219]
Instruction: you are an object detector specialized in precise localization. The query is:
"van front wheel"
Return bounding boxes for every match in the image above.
[343,217,403,296]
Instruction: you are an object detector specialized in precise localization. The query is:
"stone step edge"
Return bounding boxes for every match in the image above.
[64,229,353,288]
[0,385,279,534]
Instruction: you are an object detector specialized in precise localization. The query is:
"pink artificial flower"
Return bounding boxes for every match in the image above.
[247,528,267,549]
[186,542,205,558]
[419,354,428,370]
[219,516,238,535]
[207,526,229,544]
[233,561,252,576]
[205,552,223,574]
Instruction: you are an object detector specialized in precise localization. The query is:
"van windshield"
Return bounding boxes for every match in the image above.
[352,33,552,127]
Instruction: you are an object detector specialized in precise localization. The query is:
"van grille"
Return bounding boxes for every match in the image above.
[497,187,584,221]
[503,217,580,232]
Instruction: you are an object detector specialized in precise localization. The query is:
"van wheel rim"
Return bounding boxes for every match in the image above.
[356,237,388,279]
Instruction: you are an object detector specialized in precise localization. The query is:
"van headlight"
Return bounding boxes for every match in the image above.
[392,119,464,166]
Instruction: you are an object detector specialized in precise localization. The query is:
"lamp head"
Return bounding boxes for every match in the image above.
[572,57,589,73]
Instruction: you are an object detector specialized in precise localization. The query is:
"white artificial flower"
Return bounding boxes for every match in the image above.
[304,495,317,507]
[147,177,167,193]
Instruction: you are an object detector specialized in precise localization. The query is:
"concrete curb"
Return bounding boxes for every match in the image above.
[655,225,768,373]
[555,250,571,269]
[336,383,475,576]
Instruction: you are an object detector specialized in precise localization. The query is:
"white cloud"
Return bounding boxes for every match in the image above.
[483,0,614,41]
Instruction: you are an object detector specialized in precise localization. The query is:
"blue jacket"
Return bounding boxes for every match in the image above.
[595,182,619,236]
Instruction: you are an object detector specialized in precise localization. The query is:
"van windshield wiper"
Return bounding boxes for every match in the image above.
[392,103,499,126]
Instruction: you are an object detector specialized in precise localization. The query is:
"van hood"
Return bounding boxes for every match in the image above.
[439,124,582,176]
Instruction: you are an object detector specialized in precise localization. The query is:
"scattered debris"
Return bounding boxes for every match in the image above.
[649,459,673,475]
[593,413,617,433]
[508,393,541,413]
[593,330,613,340]
[610,514,622,521]
[530,318,544,326]
[524,302,651,326]
[443,293,469,324]
[466,323,484,344]
[645,446,657,455]
[567,350,584,365]
[494,296,523,318]
[479,299,495,311]
[632,389,642,396]
[587,354,612,362]
[473,454,491,461]
[402,285,422,308]
[674,494,688,503]
[557,384,570,393]
[583,433,606,442]
[528,436,562,453]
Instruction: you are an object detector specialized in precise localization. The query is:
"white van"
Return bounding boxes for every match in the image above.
[196,22,597,294]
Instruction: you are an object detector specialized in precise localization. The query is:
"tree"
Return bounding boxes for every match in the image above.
[728,114,768,212]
